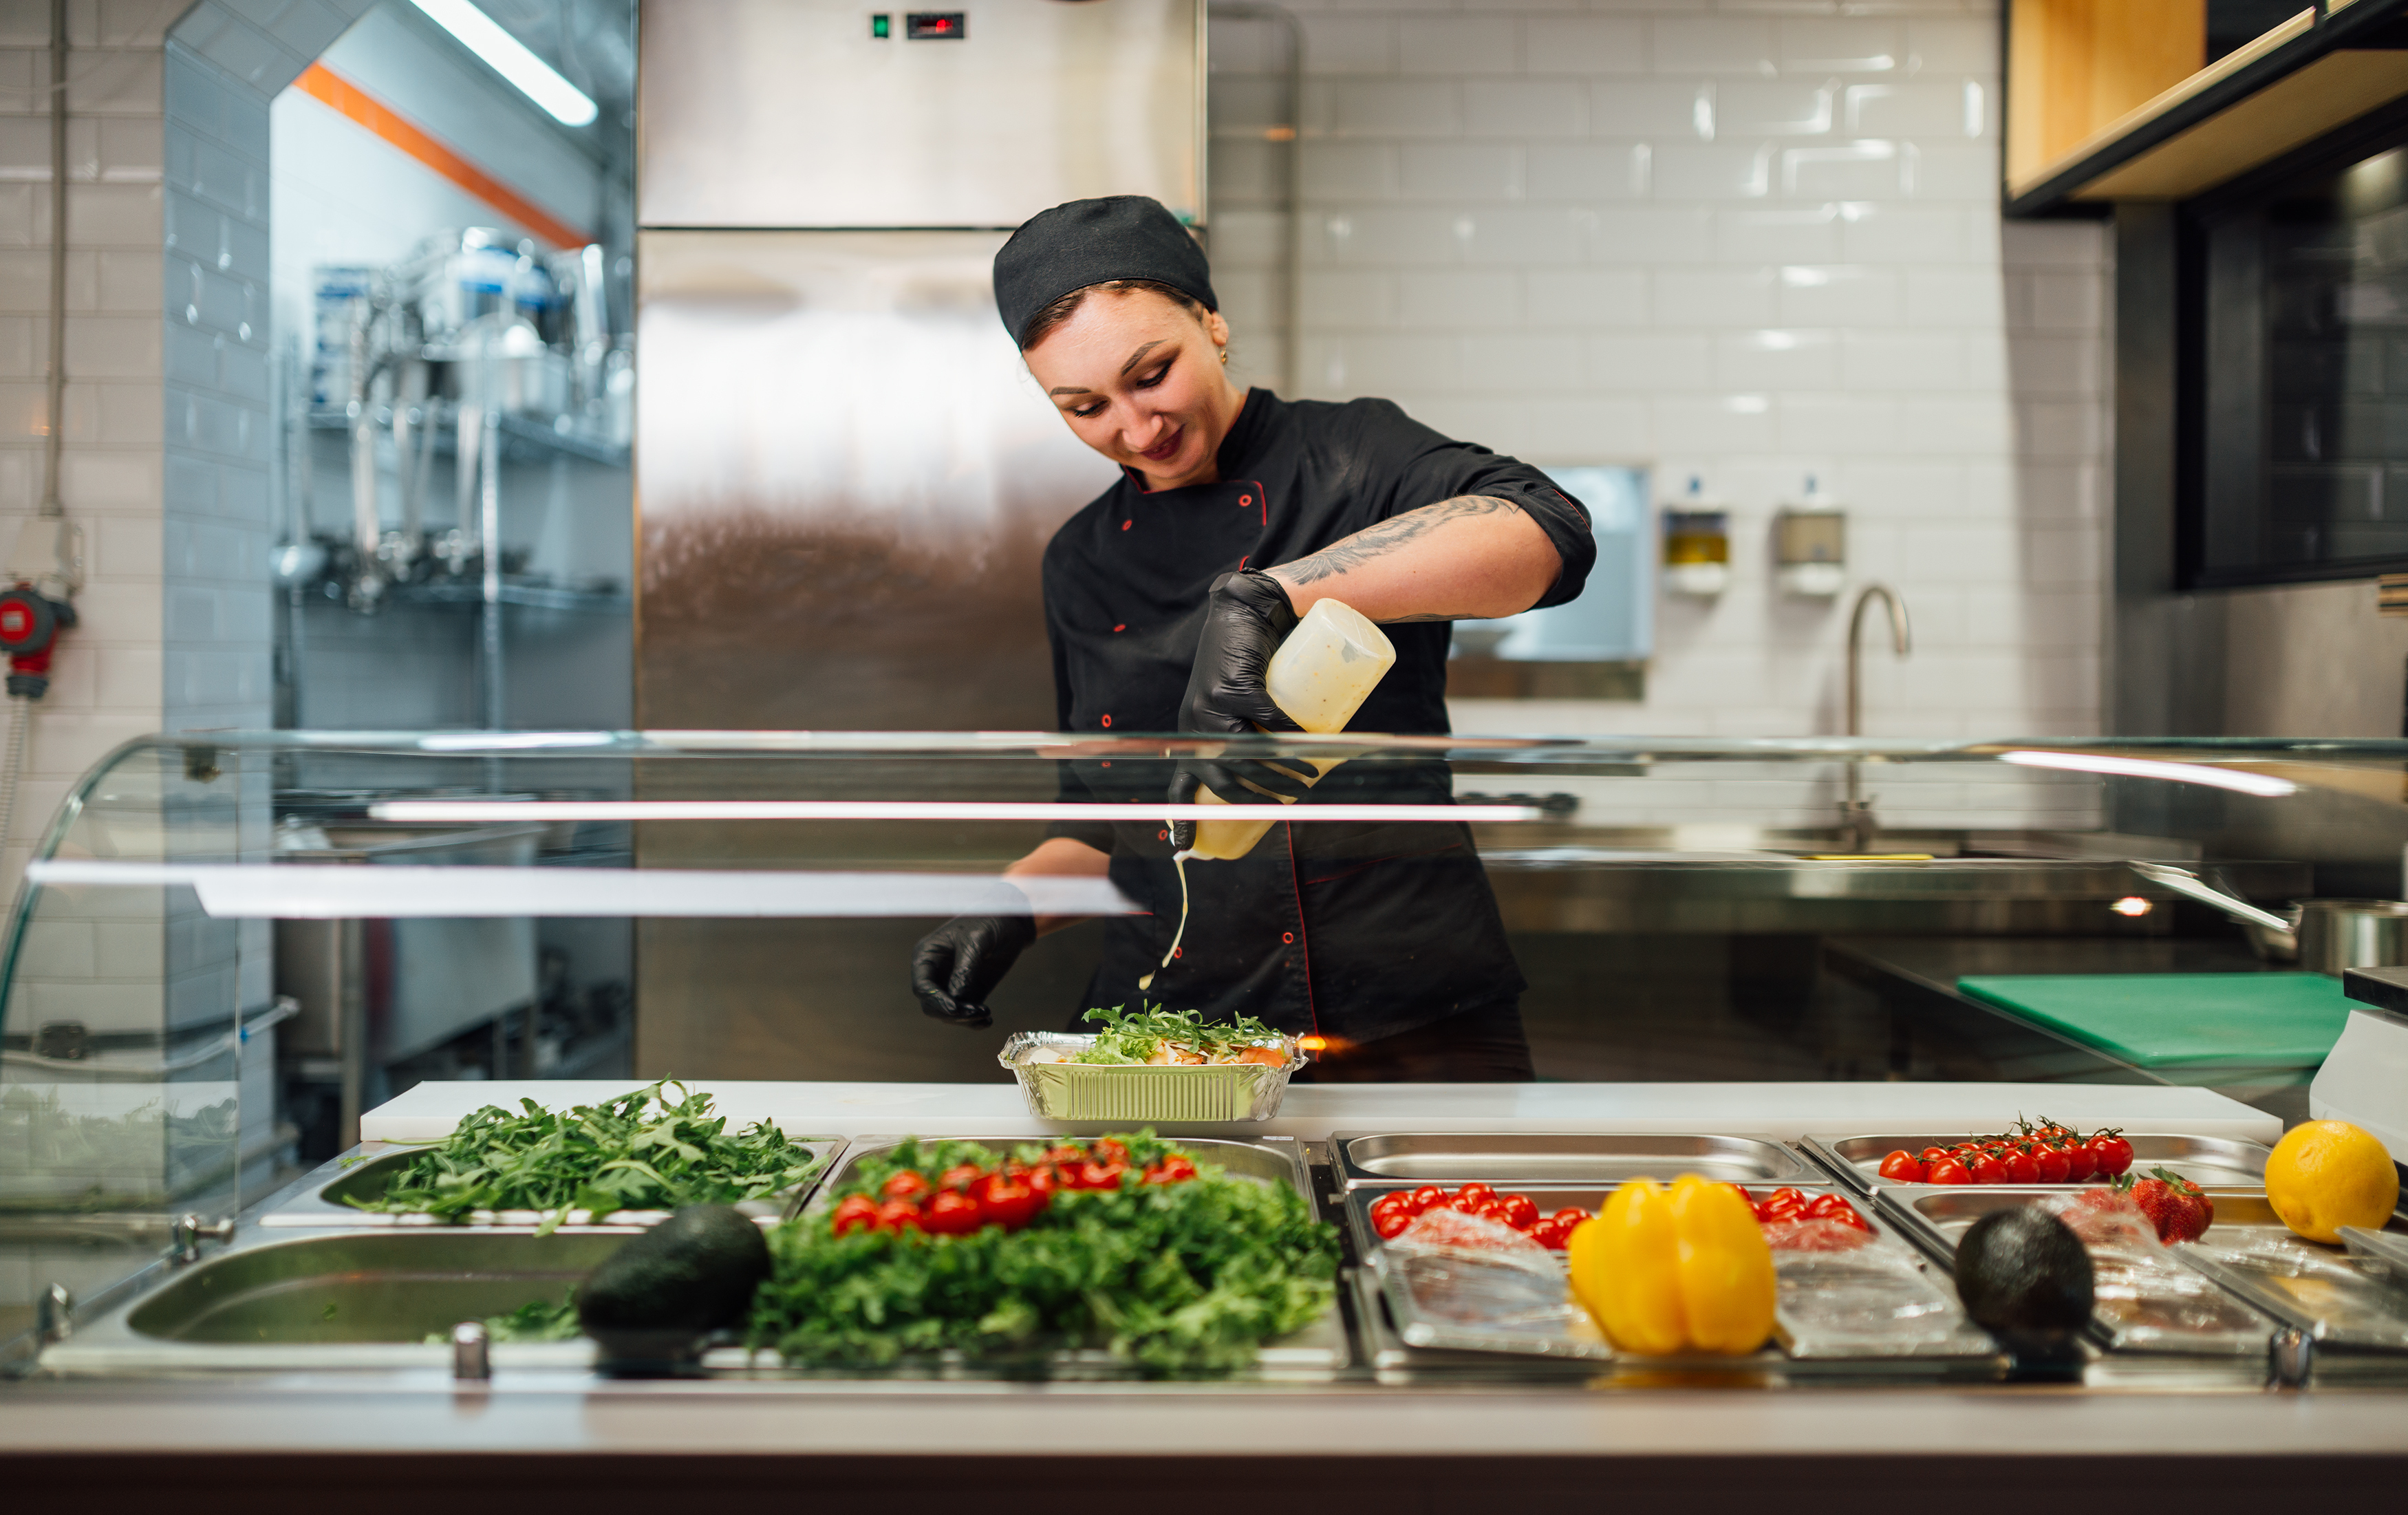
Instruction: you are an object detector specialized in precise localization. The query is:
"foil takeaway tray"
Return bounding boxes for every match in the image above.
[259,1139,845,1229]
[1347,1182,1995,1366]
[1875,1186,2282,1356]
[999,1031,1306,1123]
[1333,1132,1816,1188]
[1805,1132,2276,1195]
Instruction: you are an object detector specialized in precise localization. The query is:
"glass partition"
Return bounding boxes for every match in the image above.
[4,728,2405,1362]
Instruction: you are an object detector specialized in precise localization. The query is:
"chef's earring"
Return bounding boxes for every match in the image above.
[1218,347,1228,365]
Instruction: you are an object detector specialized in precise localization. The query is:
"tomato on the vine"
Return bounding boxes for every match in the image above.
[830,1193,880,1236]
[2001,1149,2041,1184]
[881,1171,932,1203]
[1968,1154,2008,1185]
[2032,1146,2072,1184]
[920,1190,982,1235]
[1878,1150,1926,1183]
[973,1172,1044,1230]
[1926,1158,1971,1185]
[874,1198,923,1233]
[2088,1134,2134,1176]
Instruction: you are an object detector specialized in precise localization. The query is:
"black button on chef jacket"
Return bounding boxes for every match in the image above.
[1041,388,1595,1046]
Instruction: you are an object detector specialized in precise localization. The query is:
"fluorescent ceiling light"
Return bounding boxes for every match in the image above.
[412,0,597,127]
[366,800,1548,824]
[1997,749,2299,798]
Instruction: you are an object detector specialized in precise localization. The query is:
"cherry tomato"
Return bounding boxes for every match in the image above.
[1528,1217,1573,1250]
[2002,1150,2040,1184]
[1767,1187,1809,1208]
[2089,1135,2134,1176]
[937,1163,985,1192]
[1878,1150,1926,1183]
[881,1171,932,1203]
[1456,1183,1498,1207]
[1407,1185,1447,1215]
[1447,1194,1487,1215]
[1805,1192,1856,1220]
[973,1172,1044,1230]
[830,1194,880,1236]
[1968,1154,2008,1185]
[1919,1147,1953,1165]
[1825,1205,1873,1232]
[1093,1139,1130,1163]
[1759,1196,1805,1222]
[1925,1158,1971,1185]
[1371,1194,1416,1240]
[1551,1207,1591,1227]
[1498,1194,1540,1230]
[2033,1146,2072,1184]
[874,1198,922,1233]
[1021,1164,1055,1201]
[2061,1142,2098,1183]
[920,1190,982,1235]
[1044,1144,1085,1166]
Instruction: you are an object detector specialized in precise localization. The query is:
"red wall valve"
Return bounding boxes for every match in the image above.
[0,583,75,700]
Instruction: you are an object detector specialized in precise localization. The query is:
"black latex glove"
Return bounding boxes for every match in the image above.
[1170,569,1309,850]
[909,908,1035,1028]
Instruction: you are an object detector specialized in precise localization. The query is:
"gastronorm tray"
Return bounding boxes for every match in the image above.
[804,1134,1346,1371]
[1873,1186,2284,1356]
[1804,1132,2277,1196]
[2173,1202,2408,1353]
[1331,1132,1816,1189]
[259,1139,846,1229]
[1346,1181,1995,1365]
[999,1031,1307,1122]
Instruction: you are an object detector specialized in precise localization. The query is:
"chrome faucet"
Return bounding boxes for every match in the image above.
[1838,584,1911,852]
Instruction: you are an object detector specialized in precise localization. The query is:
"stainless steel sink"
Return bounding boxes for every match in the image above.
[43,1229,615,1374]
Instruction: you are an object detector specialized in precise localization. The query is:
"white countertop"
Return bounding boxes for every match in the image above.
[360,1078,2282,1144]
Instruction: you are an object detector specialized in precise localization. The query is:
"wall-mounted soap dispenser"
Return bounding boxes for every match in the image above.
[1774,475,1846,597]
[1662,476,1730,597]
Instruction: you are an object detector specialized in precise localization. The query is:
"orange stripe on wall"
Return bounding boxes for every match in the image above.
[292,63,594,251]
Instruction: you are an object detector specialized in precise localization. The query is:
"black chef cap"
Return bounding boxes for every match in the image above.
[993,195,1216,348]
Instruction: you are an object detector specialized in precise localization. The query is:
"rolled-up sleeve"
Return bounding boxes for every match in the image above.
[1341,400,1596,610]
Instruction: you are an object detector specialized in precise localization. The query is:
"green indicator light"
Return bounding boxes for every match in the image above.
[871,13,890,37]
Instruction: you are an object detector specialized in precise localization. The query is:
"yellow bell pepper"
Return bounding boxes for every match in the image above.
[1567,1174,1775,1356]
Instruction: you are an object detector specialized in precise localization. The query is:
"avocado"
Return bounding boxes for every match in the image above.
[577,1204,773,1341]
[1953,1207,2095,1335]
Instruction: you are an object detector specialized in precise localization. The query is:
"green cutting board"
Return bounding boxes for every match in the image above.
[1955,973,2353,1071]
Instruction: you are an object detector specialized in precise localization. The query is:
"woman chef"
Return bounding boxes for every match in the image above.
[909,196,1593,1081]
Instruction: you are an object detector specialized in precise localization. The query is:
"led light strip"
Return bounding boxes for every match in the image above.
[23,863,1141,921]
[1997,750,2299,798]
[365,800,1547,824]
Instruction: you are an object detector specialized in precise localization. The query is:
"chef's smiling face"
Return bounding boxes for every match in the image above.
[1023,288,1244,491]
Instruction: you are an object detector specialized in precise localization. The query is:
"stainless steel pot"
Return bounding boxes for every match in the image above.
[2292,899,2408,976]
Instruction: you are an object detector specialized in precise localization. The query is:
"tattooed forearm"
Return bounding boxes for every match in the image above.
[1271,496,1521,586]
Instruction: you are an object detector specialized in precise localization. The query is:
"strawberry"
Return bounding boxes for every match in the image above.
[2123,1166,2213,1244]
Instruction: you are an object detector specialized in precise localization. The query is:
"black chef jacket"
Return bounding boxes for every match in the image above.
[1040,388,1595,1044]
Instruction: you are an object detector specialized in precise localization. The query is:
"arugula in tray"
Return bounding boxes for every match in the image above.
[1071,1004,1289,1066]
[348,1080,821,1235]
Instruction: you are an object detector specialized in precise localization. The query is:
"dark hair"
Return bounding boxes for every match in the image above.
[1018,279,1205,351]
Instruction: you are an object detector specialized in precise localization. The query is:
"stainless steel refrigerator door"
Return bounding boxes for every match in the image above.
[639,0,1204,229]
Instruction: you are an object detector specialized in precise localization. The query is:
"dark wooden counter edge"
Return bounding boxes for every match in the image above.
[3,1448,2405,1514]
[8,1383,2408,1513]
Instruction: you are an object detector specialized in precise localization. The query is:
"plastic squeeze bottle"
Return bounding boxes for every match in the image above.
[1186,598,1397,861]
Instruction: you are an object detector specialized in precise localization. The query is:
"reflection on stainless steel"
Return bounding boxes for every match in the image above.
[639,0,1203,229]
[636,231,1111,731]
[1839,584,1912,850]
[2127,861,2295,934]
[1333,1132,1814,1188]
[1805,1132,2277,1195]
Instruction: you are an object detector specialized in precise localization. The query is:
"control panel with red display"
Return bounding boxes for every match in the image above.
[905,11,965,39]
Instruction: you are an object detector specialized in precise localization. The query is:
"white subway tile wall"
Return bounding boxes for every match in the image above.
[1210,0,2109,767]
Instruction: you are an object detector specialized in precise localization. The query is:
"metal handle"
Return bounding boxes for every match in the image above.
[169,1214,234,1265]
[36,1282,72,1345]
[452,1320,491,1382]
[2127,861,2295,934]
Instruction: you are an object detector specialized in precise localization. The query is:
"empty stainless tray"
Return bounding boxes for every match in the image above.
[42,1229,617,1374]
[1332,1132,1816,1188]
[1805,1132,2277,1195]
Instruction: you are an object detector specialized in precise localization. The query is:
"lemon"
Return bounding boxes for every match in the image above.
[2264,1121,2399,1244]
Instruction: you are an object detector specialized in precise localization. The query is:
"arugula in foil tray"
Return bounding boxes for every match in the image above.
[1072,1004,1286,1065]
[349,1080,820,1234]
